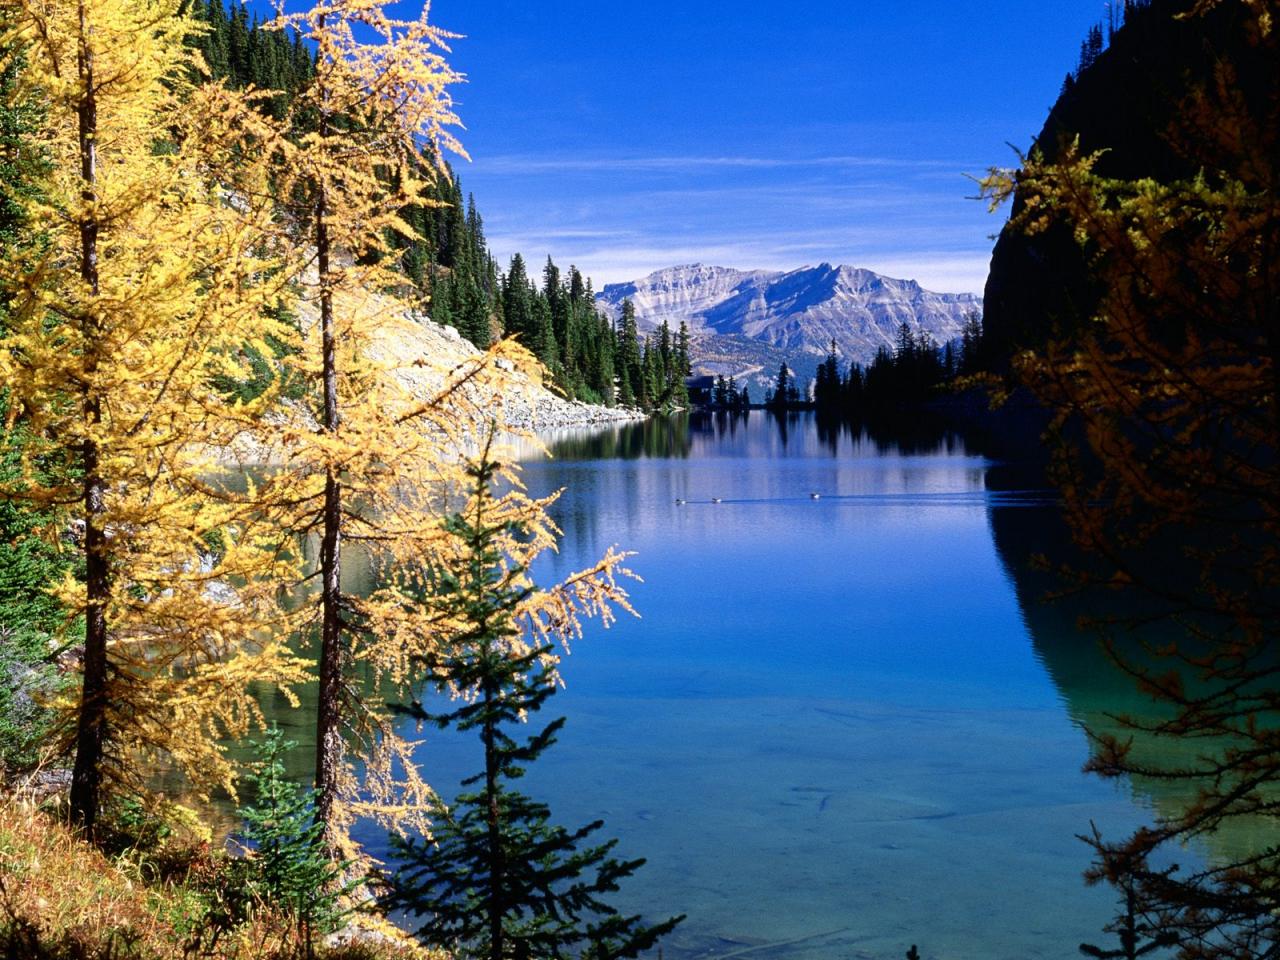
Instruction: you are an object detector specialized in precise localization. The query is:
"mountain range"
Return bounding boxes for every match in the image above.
[596,263,983,391]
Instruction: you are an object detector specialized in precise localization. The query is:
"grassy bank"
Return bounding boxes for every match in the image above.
[0,797,431,960]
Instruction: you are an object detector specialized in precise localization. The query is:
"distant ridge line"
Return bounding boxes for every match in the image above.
[594,262,982,380]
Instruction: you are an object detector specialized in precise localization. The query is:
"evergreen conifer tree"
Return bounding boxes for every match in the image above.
[616,300,642,408]
[771,364,791,409]
[384,444,682,960]
[532,295,558,371]
[589,308,616,404]
[460,278,492,348]
[235,727,346,942]
[713,375,728,408]
[502,254,533,340]
[675,322,691,377]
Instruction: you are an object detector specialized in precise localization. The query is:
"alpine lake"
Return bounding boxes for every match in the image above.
[240,410,1273,960]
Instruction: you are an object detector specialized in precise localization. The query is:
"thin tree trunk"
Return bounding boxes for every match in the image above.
[483,682,504,960]
[312,65,345,851]
[68,0,107,838]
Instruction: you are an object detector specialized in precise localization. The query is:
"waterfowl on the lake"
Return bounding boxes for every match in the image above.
[711,497,722,503]
[810,492,821,499]
[675,498,686,505]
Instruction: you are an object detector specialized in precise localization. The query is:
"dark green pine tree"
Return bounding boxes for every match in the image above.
[843,361,864,412]
[587,304,616,405]
[942,340,957,379]
[543,257,568,353]
[959,310,983,375]
[196,0,231,81]
[531,293,559,371]
[615,299,642,408]
[713,375,728,408]
[187,0,314,112]
[814,339,841,412]
[234,726,346,941]
[384,452,682,960]
[671,321,691,407]
[502,253,534,341]
[657,320,672,382]
[459,276,493,349]
[227,0,250,87]
[771,363,790,409]
[466,194,488,283]
[568,265,586,305]
[641,337,662,409]
[675,322,691,378]
[437,174,467,269]
[429,269,456,329]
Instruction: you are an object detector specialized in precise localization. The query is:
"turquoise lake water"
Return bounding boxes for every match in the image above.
[254,410,1241,959]
[340,410,1207,960]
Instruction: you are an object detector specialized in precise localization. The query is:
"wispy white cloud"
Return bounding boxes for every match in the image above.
[476,169,993,232]
[494,227,633,242]
[466,150,1000,296]
[473,153,985,176]
[486,217,992,262]
[481,231,991,295]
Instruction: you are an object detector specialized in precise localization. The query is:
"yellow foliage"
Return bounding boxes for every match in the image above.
[0,796,432,958]
[0,0,638,864]
[239,0,636,856]
[0,0,308,823]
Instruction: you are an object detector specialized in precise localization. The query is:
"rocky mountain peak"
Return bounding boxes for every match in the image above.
[596,262,982,390]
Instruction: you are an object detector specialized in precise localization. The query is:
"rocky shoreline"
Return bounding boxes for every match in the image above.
[217,307,649,467]
[395,312,649,432]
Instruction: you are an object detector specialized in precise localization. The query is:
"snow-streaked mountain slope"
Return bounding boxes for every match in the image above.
[597,263,982,370]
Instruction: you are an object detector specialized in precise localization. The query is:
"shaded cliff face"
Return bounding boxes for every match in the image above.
[981,0,1247,364]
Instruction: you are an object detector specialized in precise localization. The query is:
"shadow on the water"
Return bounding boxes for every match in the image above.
[546,413,694,461]
[813,410,972,458]
[985,492,1280,867]
[547,405,1047,468]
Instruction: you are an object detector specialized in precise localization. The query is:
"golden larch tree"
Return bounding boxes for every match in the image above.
[0,0,308,836]
[257,0,637,856]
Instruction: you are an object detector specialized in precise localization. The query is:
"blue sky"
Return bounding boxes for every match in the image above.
[408,1,1110,293]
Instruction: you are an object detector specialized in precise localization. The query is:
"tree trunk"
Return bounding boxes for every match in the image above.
[311,59,345,851]
[484,682,504,960]
[68,0,107,838]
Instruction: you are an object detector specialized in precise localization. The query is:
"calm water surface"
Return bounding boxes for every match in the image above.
[269,411,1215,959]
